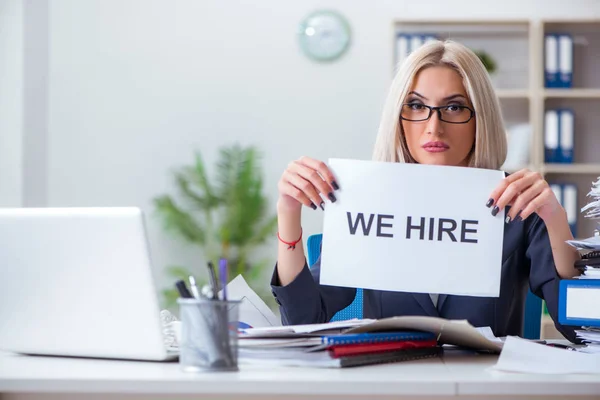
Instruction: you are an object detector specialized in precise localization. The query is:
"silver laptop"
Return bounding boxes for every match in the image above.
[0,207,177,361]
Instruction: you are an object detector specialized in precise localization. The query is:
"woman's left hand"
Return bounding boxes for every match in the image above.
[486,169,563,223]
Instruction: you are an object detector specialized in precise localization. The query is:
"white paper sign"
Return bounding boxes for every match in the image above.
[320,158,506,297]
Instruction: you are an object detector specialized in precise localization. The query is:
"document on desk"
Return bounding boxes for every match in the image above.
[492,336,600,374]
[223,274,281,328]
[320,159,506,297]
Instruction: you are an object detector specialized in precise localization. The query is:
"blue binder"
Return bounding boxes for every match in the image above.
[558,108,574,163]
[562,183,578,236]
[558,279,600,327]
[395,33,438,66]
[550,182,577,236]
[544,109,560,162]
[544,34,559,88]
[558,34,574,88]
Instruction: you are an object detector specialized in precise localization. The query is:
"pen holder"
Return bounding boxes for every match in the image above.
[177,297,241,372]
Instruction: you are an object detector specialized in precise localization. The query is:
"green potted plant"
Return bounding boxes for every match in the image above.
[474,50,497,75]
[153,144,278,311]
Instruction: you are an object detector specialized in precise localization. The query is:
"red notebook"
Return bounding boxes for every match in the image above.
[329,339,438,358]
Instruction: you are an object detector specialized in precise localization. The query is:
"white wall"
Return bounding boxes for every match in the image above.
[0,0,23,206]
[12,0,600,297]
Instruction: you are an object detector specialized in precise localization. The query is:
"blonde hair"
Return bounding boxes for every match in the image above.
[372,40,507,170]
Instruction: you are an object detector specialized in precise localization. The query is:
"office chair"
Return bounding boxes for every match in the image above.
[306,233,542,339]
[306,233,363,321]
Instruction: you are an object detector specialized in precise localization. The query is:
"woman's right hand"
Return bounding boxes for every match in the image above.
[277,156,340,214]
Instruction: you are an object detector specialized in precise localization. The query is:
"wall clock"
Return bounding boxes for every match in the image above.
[298,10,351,62]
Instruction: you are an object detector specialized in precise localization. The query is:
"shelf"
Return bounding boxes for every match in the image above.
[543,164,600,174]
[502,165,539,174]
[496,89,530,99]
[543,89,600,99]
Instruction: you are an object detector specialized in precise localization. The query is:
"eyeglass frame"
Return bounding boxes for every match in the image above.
[399,103,476,124]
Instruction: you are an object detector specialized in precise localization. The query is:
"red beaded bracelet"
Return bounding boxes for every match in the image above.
[277,229,302,250]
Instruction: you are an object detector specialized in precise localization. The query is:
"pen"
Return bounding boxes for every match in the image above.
[175,280,194,299]
[188,275,200,299]
[219,258,228,301]
[207,261,219,300]
[544,343,577,351]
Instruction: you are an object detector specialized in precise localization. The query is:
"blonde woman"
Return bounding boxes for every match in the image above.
[271,40,581,341]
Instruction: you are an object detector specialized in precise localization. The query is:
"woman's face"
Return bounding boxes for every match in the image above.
[401,65,476,167]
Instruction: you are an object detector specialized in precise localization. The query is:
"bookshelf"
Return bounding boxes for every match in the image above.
[393,18,600,340]
[544,89,600,98]
[392,18,600,239]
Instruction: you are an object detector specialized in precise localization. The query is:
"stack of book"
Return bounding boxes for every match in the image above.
[562,177,600,352]
[237,316,503,368]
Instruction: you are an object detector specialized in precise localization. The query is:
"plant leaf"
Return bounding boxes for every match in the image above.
[166,265,194,280]
[153,195,206,245]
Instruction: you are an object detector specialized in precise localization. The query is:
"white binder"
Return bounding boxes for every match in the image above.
[550,183,562,207]
[395,34,410,67]
[563,184,578,236]
[544,34,559,88]
[410,35,423,54]
[558,34,573,88]
[559,109,574,163]
[424,35,437,45]
[395,34,438,67]
[544,109,559,163]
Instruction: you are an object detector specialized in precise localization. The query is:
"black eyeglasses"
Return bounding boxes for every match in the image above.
[400,103,475,124]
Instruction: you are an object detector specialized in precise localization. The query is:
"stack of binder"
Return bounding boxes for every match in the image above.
[544,33,573,88]
[550,182,578,236]
[562,177,600,353]
[395,33,438,66]
[544,108,574,163]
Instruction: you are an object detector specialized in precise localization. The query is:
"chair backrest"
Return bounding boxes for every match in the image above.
[523,290,542,340]
[306,234,363,321]
[306,233,541,339]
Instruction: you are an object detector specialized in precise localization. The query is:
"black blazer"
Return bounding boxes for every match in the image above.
[271,210,579,342]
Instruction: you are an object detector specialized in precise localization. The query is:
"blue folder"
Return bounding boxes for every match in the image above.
[558,279,600,327]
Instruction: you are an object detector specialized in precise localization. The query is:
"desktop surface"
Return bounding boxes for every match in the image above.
[1,350,599,399]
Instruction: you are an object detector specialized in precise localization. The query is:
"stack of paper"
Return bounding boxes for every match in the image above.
[238,319,442,368]
[237,315,504,368]
[581,177,600,221]
[561,177,600,355]
[492,336,600,374]
[575,328,600,354]
[566,176,600,279]
[566,236,600,251]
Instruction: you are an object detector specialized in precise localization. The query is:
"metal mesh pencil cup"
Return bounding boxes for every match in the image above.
[177,297,241,372]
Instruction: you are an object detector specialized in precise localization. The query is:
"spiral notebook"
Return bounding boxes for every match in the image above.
[320,330,435,346]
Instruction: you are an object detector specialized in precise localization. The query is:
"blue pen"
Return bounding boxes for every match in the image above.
[219,258,228,301]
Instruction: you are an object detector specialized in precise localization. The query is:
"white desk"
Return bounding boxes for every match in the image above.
[1,350,599,400]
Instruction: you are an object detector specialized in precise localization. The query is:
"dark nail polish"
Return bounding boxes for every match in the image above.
[517,213,524,222]
[332,181,340,190]
[319,202,325,210]
[486,198,494,208]
[328,192,337,202]
[310,202,317,210]
[491,206,499,216]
